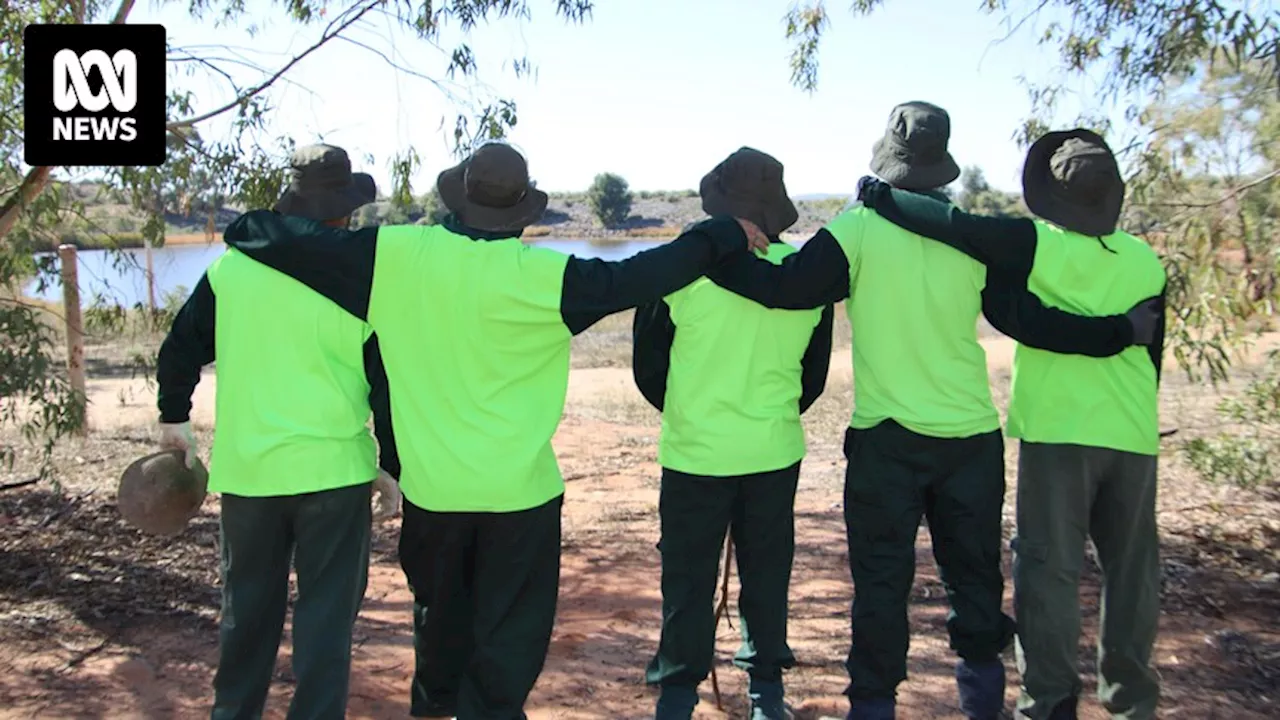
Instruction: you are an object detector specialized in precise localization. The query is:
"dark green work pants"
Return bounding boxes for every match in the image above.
[400,495,562,720]
[645,463,801,689]
[843,421,1015,704]
[211,482,372,720]
[1013,442,1161,720]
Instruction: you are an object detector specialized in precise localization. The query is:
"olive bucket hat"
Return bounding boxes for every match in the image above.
[700,147,799,237]
[1022,128,1125,237]
[273,144,377,222]
[437,143,549,234]
[117,449,209,536]
[869,101,962,191]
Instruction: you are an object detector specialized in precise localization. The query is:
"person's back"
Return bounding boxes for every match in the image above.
[661,241,823,476]
[834,205,998,438]
[365,224,571,513]
[206,248,376,494]
[1008,222,1164,455]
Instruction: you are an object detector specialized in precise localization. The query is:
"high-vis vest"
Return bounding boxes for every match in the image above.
[367,226,572,512]
[1008,222,1166,455]
[205,248,377,496]
[828,206,1000,438]
[660,242,823,476]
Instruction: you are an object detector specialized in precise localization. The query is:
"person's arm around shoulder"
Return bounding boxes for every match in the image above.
[799,304,835,413]
[155,273,216,467]
[558,216,768,335]
[632,300,676,411]
[706,228,851,310]
[221,210,380,321]
[857,176,1037,277]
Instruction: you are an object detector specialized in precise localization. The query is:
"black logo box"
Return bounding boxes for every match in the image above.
[24,23,167,167]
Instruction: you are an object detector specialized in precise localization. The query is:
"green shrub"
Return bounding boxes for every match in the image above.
[587,173,633,228]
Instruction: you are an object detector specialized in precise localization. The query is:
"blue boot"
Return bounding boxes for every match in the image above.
[747,678,793,720]
[847,696,895,720]
[654,684,698,720]
[955,659,1007,719]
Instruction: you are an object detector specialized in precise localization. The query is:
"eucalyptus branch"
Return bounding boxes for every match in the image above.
[166,0,382,131]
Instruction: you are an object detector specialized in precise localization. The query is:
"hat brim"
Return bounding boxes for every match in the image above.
[118,449,208,537]
[273,172,377,222]
[436,161,548,234]
[699,171,799,236]
[869,136,961,191]
[1022,129,1124,237]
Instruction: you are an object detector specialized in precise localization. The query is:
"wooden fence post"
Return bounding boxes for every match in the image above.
[58,244,88,435]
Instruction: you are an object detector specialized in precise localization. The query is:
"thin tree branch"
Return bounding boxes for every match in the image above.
[1133,169,1280,210]
[166,1,382,131]
[112,0,136,24]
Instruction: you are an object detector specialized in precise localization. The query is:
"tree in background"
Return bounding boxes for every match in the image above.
[954,166,1029,218]
[588,173,633,228]
[0,0,592,477]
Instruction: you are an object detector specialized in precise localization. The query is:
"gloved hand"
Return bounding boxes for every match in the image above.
[371,469,401,521]
[158,421,197,468]
[1125,297,1163,345]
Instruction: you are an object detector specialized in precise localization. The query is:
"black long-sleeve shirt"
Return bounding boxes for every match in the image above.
[858,182,1166,382]
[155,272,402,478]
[632,239,835,413]
[705,206,1140,360]
[218,211,752,336]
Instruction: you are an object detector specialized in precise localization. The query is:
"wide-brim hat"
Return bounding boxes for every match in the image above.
[273,144,377,222]
[869,101,961,191]
[1022,128,1125,237]
[437,143,548,234]
[700,147,798,236]
[117,449,209,537]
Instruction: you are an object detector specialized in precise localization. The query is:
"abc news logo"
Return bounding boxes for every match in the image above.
[24,24,166,166]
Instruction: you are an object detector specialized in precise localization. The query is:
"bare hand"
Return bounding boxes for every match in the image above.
[735,218,770,254]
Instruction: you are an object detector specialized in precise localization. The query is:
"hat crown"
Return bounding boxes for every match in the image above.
[464,144,531,209]
[289,144,355,189]
[1050,138,1119,204]
[887,101,951,161]
[717,147,785,197]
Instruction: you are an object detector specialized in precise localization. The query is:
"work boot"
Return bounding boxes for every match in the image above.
[747,678,794,720]
[847,696,895,719]
[956,659,1007,719]
[655,684,698,720]
[1046,696,1078,720]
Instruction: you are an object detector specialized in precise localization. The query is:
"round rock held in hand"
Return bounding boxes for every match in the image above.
[117,448,209,536]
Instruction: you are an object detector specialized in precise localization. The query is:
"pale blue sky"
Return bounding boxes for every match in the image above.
[128,0,1129,196]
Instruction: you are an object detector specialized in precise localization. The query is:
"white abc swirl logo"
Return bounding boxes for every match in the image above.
[53,49,137,113]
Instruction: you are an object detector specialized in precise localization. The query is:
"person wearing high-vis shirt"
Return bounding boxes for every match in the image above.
[216,142,770,720]
[155,144,401,720]
[701,104,1159,720]
[632,148,834,720]
[856,128,1167,720]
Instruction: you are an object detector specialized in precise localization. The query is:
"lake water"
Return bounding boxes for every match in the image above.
[24,237,659,308]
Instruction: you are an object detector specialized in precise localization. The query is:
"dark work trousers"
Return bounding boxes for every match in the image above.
[645,463,801,688]
[211,482,372,720]
[399,495,563,720]
[1013,442,1160,720]
[843,421,1015,703]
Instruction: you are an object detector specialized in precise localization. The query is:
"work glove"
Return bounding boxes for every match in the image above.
[158,421,197,468]
[371,469,401,521]
[1125,297,1163,346]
